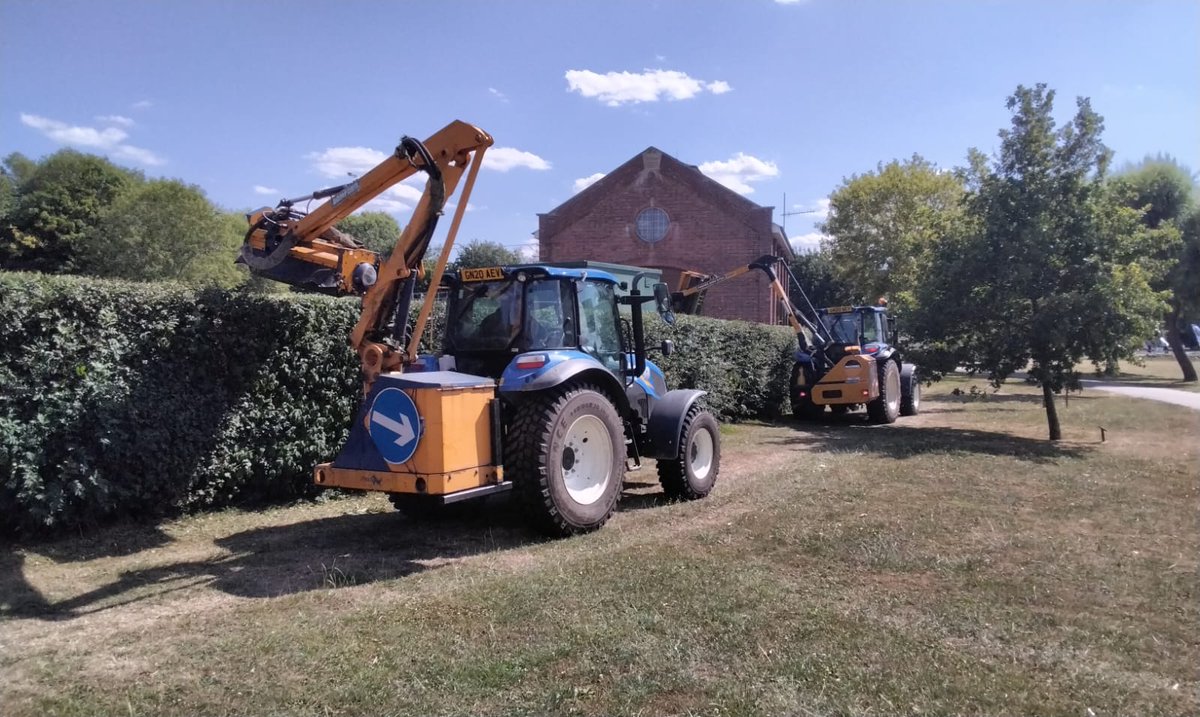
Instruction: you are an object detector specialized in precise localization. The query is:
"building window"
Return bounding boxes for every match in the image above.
[635,207,670,244]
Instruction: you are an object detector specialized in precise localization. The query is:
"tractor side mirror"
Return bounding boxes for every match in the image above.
[653,282,676,326]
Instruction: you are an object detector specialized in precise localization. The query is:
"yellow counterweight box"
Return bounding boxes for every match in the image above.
[314,371,502,495]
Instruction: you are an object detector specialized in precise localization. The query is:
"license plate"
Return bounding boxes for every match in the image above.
[461,267,505,282]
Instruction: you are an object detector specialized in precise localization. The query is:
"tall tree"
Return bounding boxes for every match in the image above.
[915,84,1163,440]
[1111,156,1198,380]
[336,211,401,255]
[453,240,522,270]
[787,247,852,311]
[79,179,246,287]
[0,150,140,273]
[822,155,964,310]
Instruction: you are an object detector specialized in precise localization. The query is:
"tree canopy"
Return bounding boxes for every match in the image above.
[453,240,523,270]
[336,212,401,255]
[822,155,964,311]
[913,84,1164,439]
[1110,156,1198,380]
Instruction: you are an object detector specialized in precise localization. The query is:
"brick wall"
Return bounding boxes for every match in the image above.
[538,149,782,324]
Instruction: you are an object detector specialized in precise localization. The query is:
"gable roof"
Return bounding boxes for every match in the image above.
[539,147,775,236]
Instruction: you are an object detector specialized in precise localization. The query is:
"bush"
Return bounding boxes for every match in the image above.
[0,273,797,535]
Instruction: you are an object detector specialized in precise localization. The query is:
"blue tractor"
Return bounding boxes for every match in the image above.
[238,121,719,537]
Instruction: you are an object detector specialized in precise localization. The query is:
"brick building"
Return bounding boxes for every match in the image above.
[537,147,795,324]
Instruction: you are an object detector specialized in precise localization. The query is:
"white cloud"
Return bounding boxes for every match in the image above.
[698,153,780,195]
[515,237,539,261]
[131,99,153,110]
[792,197,831,220]
[485,147,551,172]
[775,0,811,4]
[565,68,733,106]
[573,172,606,193]
[21,112,164,166]
[21,113,126,149]
[488,87,509,103]
[254,185,280,196]
[112,145,166,166]
[95,114,135,128]
[790,232,828,254]
[307,146,388,178]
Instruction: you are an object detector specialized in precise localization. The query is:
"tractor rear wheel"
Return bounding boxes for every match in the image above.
[900,364,921,417]
[867,360,901,424]
[506,384,624,537]
[658,406,720,500]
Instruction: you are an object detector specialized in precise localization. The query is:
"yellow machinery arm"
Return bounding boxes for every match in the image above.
[239,120,493,386]
[672,254,820,348]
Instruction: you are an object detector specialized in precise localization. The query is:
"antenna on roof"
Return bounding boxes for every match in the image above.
[780,193,821,233]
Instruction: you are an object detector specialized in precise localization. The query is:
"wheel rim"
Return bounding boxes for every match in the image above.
[688,426,715,480]
[887,367,901,414]
[561,415,613,505]
[911,379,921,411]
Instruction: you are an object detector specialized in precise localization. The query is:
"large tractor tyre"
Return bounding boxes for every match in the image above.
[790,364,825,421]
[506,385,625,537]
[867,360,902,425]
[658,406,721,500]
[900,363,921,417]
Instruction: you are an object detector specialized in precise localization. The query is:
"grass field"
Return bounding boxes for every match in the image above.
[1084,353,1200,392]
[2,377,1197,716]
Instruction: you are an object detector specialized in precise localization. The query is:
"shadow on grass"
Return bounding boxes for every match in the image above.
[1,500,546,621]
[777,419,1092,463]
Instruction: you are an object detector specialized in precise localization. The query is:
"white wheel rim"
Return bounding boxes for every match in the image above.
[911,380,921,411]
[561,415,613,505]
[689,427,714,480]
[887,368,901,413]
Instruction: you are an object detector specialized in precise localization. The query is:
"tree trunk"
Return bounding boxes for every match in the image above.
[1042,383,1062,441]
[1165,306,1198,382]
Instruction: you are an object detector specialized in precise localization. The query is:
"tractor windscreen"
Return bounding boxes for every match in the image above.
[445,277,578,354]
[446,279,523,351]
[821,310,881,345]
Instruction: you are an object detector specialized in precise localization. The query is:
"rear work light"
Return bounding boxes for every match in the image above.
[515,353,549,370]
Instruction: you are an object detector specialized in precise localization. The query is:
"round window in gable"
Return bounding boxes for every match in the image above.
[635,207,670,244]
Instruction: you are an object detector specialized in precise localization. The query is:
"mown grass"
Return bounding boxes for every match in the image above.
[1,377,1196,716]
[1082,354,1200,392]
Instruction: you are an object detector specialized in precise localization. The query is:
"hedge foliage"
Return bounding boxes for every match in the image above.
[0,272,797,535]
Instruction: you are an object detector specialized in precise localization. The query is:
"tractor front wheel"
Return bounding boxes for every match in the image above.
[867,360,901,424]
[658,406,721,500]
[506,385,625,537]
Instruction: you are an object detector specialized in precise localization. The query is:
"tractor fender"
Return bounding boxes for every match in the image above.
[901,362,918,382]
[498,353,631,414]
[874,346,897,363]
[643,389,708,460]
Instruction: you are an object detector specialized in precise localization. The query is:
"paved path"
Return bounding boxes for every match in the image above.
[1081,380,1200,411]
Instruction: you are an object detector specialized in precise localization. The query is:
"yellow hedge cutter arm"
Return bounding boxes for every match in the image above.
[238,120,493,386]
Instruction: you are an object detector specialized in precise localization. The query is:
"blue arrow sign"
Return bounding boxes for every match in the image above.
[368,387,422,465]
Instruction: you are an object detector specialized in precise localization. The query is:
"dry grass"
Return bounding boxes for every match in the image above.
[1083,354,1200,392]
[2,377,1197,716]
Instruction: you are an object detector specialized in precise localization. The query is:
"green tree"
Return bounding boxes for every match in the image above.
[915,84,1164,440]
[79,179,246,287]
[0,150,140,273]
[787,248,852,311]
[822,155,964,310]
[1111,156,1198,380]
[453,240,522,270]
[336,211,401,255]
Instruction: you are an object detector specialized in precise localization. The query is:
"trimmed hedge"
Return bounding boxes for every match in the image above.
[0,272,796,535]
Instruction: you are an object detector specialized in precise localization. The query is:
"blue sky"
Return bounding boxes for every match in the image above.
[2,0,1197,256]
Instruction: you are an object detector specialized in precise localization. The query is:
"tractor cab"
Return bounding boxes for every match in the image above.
[817,305,896,361]
[443,265,629,379]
